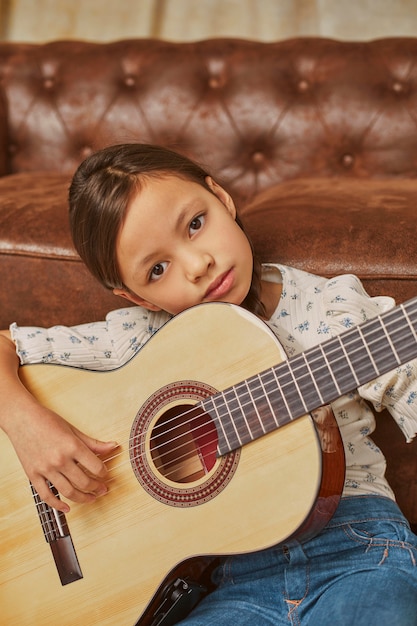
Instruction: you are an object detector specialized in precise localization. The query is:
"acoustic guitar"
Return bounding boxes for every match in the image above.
[1,299,416,625]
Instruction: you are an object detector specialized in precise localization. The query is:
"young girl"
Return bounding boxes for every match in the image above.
[1,143,417,625]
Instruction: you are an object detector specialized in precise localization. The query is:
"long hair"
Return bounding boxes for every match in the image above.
[69,143,265,317]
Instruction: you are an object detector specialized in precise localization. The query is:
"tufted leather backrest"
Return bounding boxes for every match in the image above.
[1,37,417,202]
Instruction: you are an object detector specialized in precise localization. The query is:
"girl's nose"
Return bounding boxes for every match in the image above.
[184,250,213,281]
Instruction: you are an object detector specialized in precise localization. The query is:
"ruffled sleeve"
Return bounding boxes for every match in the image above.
[322,274,417,442]
[10,306,172,371]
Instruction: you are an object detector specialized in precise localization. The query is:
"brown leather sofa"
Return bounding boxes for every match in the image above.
[0,37,416,528]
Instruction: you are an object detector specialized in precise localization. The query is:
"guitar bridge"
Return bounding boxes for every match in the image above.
[31,482,83,585]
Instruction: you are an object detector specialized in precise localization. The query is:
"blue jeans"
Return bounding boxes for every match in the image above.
[178,496,417,625]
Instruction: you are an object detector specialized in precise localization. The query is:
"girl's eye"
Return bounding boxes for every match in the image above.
[150,261,168,281]
[189,214,205,235]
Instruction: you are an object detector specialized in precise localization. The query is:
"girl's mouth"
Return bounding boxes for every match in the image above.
[204,269,234,301]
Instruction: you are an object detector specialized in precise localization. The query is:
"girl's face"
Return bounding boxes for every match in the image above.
[114,175,253,315]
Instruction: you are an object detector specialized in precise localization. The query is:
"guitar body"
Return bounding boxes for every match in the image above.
[0,303,344,625]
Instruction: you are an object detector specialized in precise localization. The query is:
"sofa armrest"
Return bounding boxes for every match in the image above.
[0,172,121,329]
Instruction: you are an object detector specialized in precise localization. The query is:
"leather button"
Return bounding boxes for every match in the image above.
[252,151,265,165]
[392,80,404,93]
[80,146,93,159]
[124,75,136,87]
[342,153,354,168]
[209,76,222,89]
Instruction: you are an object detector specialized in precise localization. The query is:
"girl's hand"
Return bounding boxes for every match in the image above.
[7,402,118,513]
[0,330,117,513]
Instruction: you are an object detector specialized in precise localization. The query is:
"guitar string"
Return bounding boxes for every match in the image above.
[27,309,417,509]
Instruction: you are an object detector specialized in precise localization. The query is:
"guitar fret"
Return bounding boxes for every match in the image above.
[324,328,378,388]
[336,335,360,386]
[210,392,242,451]
[356,318,400,374]
[287,354,323,409]
[269,366,291,415]
[357,326,378,378]
[304,346,340,400]
[203,395,234,452]
[380,320,400,363]
[285,361,308,413]
[320,343,343,394]
[222,388,247,445]
[252,375,279,431]
[301,352,325,406]
[259,368,293,427]
[383,306,417,364]
[226,384,266,442]
[402,303,417,344]
[226,384,250,440]
[240,377,268,437]
[208,377,279,450]
[277,361,311,416]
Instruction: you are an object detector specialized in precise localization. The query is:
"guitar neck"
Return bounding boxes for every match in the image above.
[203,297,417,455]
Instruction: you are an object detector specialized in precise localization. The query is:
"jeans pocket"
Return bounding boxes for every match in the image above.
[346,519,413,544]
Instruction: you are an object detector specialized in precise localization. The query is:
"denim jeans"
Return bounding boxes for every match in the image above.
[178,496,417,626]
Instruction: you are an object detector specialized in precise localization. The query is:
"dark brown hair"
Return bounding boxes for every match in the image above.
[69,143,265,317]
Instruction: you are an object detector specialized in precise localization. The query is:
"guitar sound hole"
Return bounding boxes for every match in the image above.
[129,380,240,506]
[150,405,218,483]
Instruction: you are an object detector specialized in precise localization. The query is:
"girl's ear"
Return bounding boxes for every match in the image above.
[113,287,162,311]
[205,176,237,218]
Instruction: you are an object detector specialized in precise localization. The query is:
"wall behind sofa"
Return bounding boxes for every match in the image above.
[1,0,417,43]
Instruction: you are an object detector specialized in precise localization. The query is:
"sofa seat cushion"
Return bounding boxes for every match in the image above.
[0,172,121,328]
[240,177,417,305]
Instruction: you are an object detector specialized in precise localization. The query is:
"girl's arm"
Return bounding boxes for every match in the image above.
[0,330,118,513]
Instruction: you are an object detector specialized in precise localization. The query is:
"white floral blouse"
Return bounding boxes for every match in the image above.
[11,264,417,500]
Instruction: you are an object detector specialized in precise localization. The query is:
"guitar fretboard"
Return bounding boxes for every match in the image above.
[202,298,417,455]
